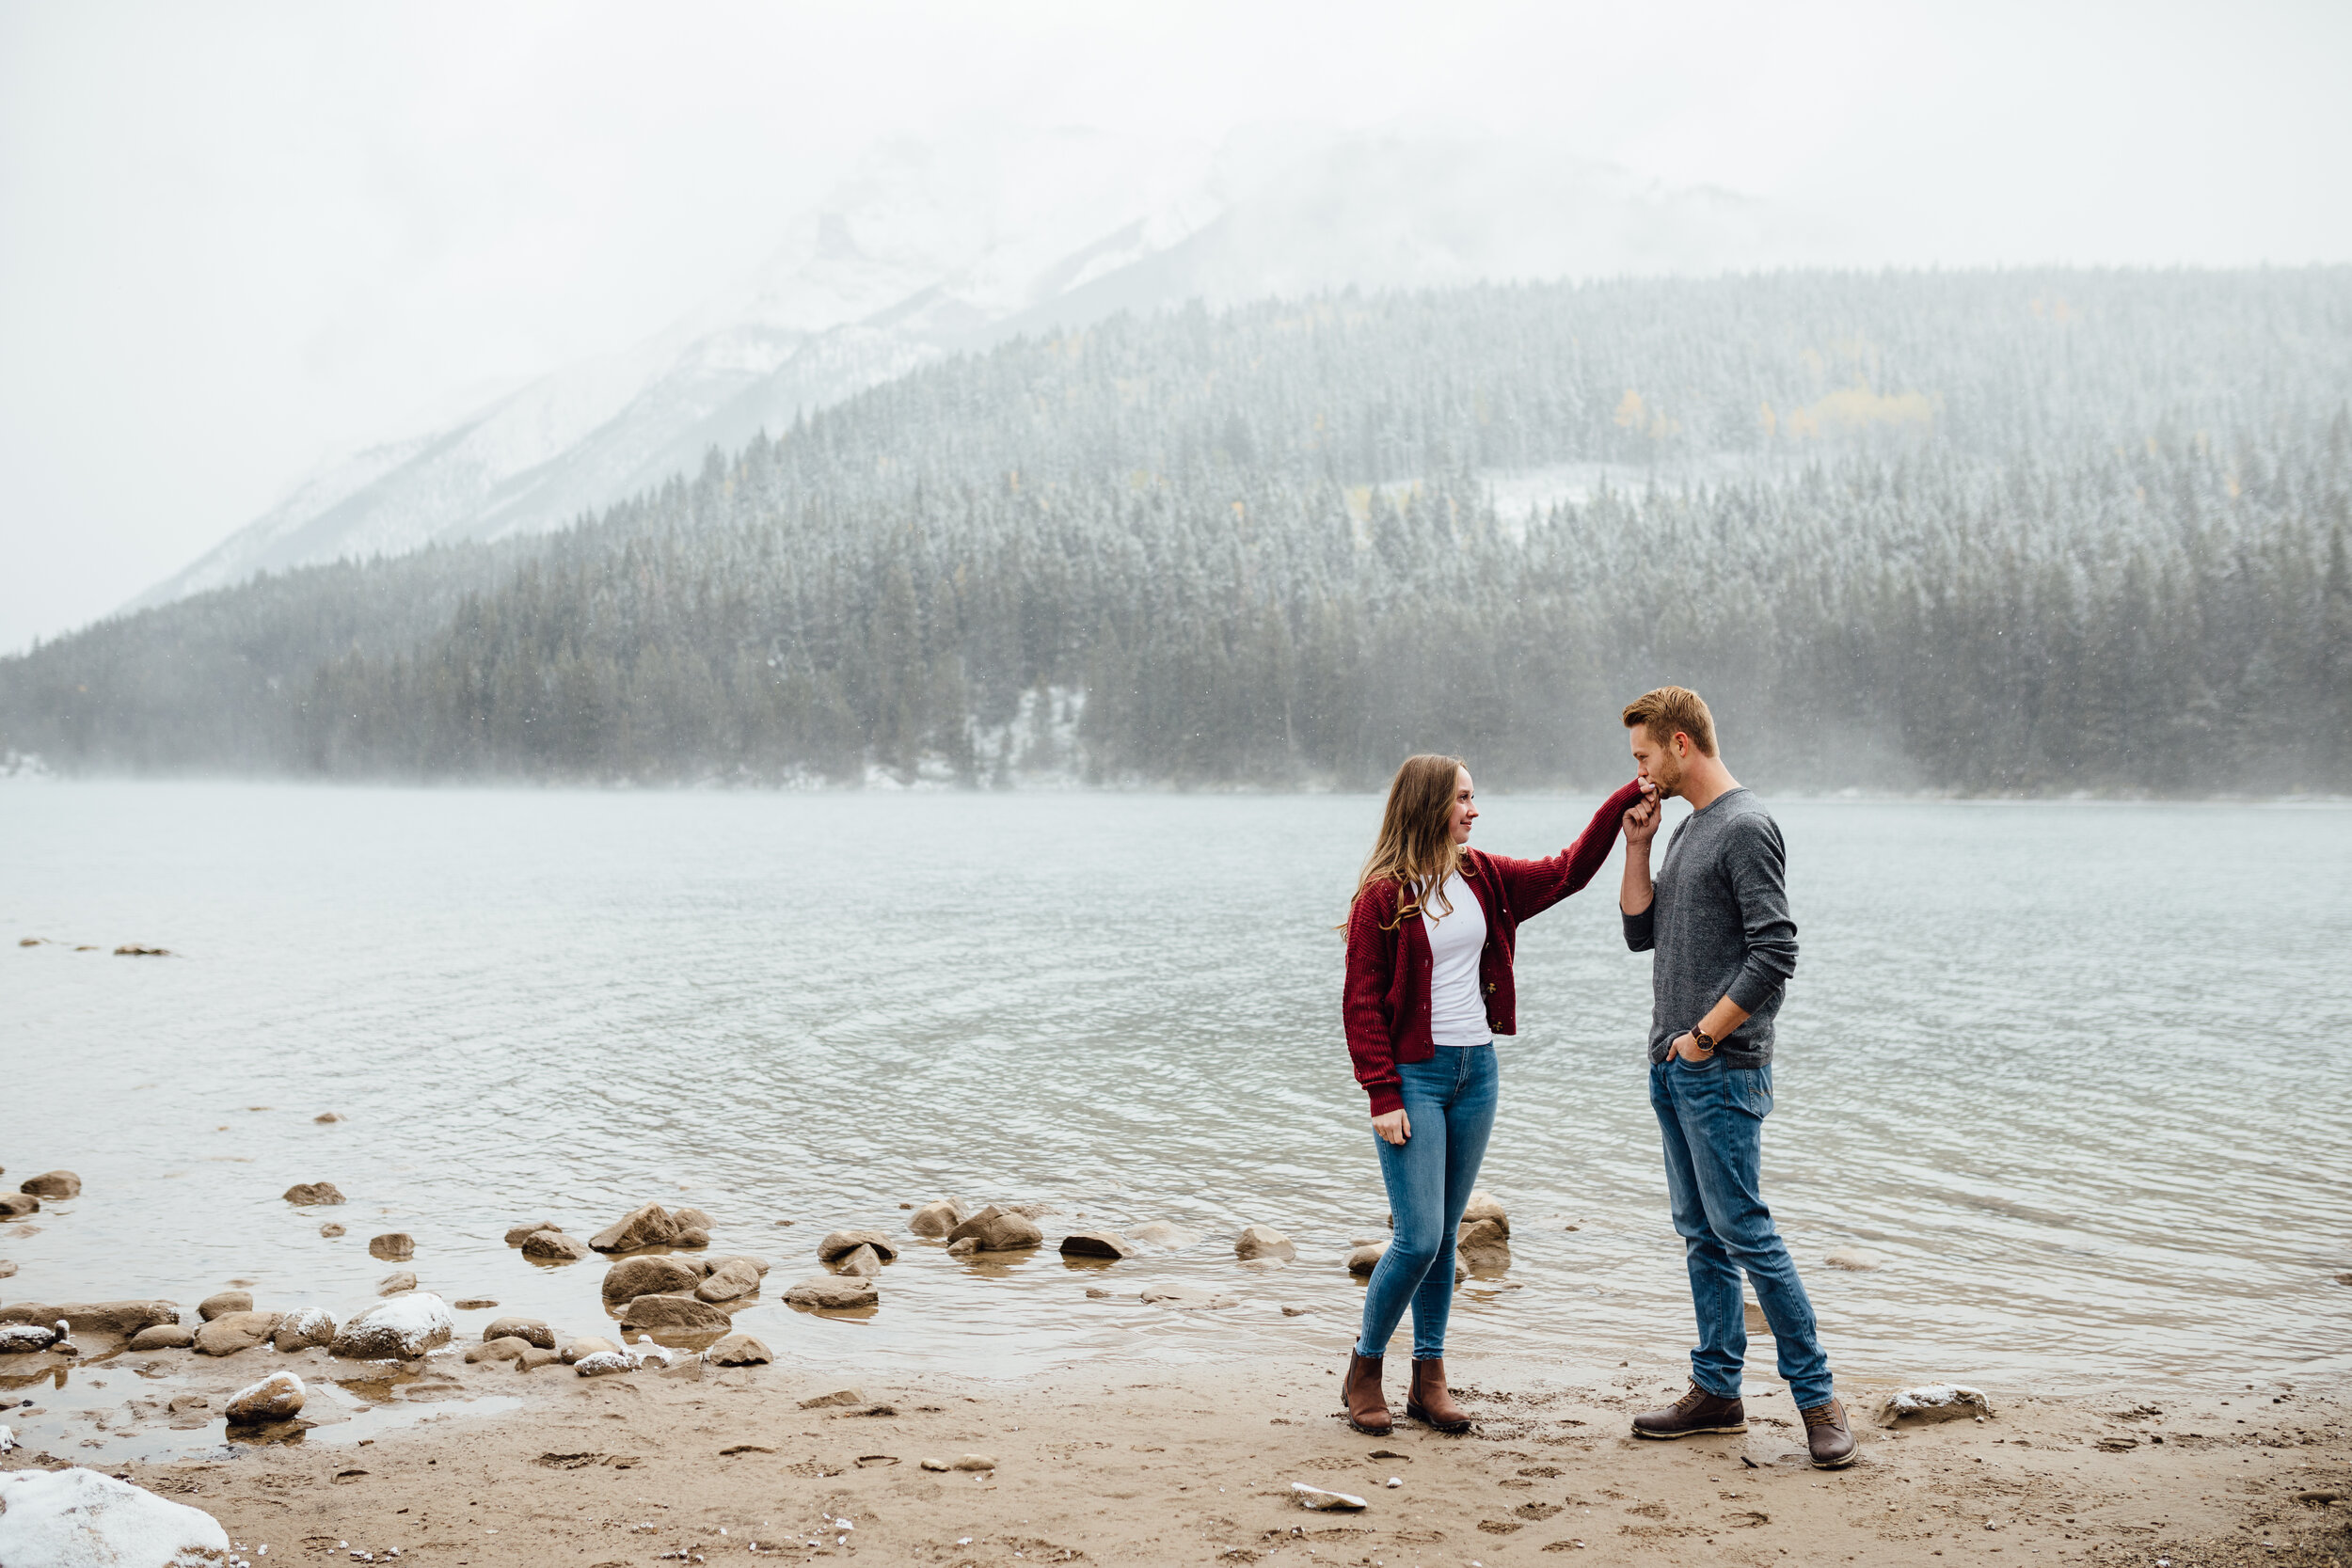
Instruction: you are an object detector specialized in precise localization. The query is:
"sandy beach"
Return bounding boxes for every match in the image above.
[6,1332,2347,1566]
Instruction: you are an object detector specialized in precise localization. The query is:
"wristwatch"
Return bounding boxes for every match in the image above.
[1688,1026,1716,1053]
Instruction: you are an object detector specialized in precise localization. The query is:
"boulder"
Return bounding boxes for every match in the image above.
[517,1345,564,1370]
[673,1207,715,1231]
[319,1223,346,1238]
[272,1307,336,1353]
[1233,1225,1295,1261]
[816,1228,900,1263]
[464,1336,532,1365]
[561,1335,619,1364]
[1823,1248,1884,1271]
[0,1259,14,1278]
[834,1243,885,1278]
[618,1294,732,1332]
[675,1227,711,1248]
[695,1258,763,1304]
[224,1370,306,1424]
[1461,1190,1509,1236]
[502,1219,560,1245]
[197,1291,252,1323]
[0,1467,231,1563]
[0,1194,39,1218]
[1059,1230,1137,1259]
[313,1111,343,1123]
[908,1199,964,1237]
[946,1207,1042,1253]
[281,1181,345,1207]
[376,1271,418,1296]
[785,1275,878,1310]
[18,1171,80,1199]
[707,1332,771,1366]
[946,1236,978,1258]
[129,1323,197,1351]
[331,1292,454,1359]
[951,1453,999,1471]
[194,1311,282,1356]
[521,1228,591,1262]
[368,1232,414,1261]
[1346,1242,1389,1275]
[589,1202,683,1253]
[1878,1384,1994,1425]
[453,1296,498,1310]
[574,1349,638,1377]
[484,1316,554,1350]
[0,1300,177,1336]
[601,1254,701,1306]
[0,1321,69,1354]
[1455,1218,1511,1274]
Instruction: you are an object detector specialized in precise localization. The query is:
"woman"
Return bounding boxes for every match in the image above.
[1339,754,1646,1434]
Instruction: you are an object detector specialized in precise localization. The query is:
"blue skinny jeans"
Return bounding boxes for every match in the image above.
[1649,1053,1835,1409]
[1356,1043,1497,1361]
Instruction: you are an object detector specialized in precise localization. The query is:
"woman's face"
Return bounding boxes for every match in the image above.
[1447,768,1479,846]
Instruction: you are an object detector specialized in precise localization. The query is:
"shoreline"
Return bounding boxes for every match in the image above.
[5,1335,2347,1565]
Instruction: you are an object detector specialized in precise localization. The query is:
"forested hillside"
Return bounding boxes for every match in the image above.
[6,269,2349,793]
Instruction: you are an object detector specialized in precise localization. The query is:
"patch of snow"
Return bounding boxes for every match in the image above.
[0,1466,231,1566]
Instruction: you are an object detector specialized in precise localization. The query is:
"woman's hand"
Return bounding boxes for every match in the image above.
[1371,1108,1411,1146]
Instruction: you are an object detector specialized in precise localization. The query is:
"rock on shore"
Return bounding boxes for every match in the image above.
[695,1258,765,1302]
[0,1300,176,1336]
[195,1311,281,1356]
[485,1316,555,1349]
[1233,1225,1295,1261]
[834,1243,885,1277]
[618,1294,731,1332]
[0,1467,230,1564]
[602,1255,700,1306]
[708,1332,771,1366]
[590,1202,684,1253]
[225,1370,306,1424]
[1059,1230,1137,1259]
[197,1291,252,1322]
[521,1228,591,1261]
[786,1275,878,1310]
[282,1181,345,1206]
[273,1307,336,1352]
[332,1292,454,1359]
[0,1194,39,1218]
[1454,1217,1511,1274]
[817,1228,901,1263]
[18,1171,80,1199]
[129,1323,197,1351]
[908,1199,966,1238]
[946,1207,1042,1253]
[504,1219,561,1245]
[376,1271,419,1296]
[1880,1384,1994,1424]
[368,1232,414,1261]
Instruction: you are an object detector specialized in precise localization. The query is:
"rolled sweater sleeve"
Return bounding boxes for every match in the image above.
[1622,901,1656,952]
[1723,816,1798,1011]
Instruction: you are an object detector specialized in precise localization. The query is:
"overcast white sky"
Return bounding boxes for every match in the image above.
[3,0,2348,652]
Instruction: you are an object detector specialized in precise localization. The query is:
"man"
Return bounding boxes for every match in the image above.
[1616,685,1854,1468]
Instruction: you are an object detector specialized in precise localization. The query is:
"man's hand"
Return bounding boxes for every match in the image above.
[1371,1108,1411,1146]
[1622,787,1662,847]
[1667,1031,1715,1063]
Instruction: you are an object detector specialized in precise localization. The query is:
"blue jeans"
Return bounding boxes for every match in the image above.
[1649,1055,1835,1409]
[1357,1043,1498,1361]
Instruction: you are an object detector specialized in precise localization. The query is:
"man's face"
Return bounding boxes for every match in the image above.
[1629,723,1685,798]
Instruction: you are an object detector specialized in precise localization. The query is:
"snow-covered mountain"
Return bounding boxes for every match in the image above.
[132,123,1825,610]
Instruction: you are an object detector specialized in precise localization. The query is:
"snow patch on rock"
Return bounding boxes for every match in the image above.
[0,1465,231,1565]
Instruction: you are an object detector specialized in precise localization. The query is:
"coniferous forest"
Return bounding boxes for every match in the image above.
[5,268,2349,793]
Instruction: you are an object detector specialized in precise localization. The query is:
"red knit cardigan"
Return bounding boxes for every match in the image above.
[1342,780,1648,1117]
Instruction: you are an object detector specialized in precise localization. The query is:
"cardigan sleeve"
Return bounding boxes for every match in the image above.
[1485,780,1649,920]
[1342,880,1407,1117]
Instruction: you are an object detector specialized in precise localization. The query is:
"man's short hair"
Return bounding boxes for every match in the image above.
[1622,686,1718,756]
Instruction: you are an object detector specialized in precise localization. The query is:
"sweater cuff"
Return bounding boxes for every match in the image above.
[1365,1084,1405,1117]
[1726,970,1780,1014]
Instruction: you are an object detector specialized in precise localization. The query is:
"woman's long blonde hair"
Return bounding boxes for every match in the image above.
[1354,753,1470,926]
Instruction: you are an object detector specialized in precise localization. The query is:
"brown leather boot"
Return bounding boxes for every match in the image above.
[1801,1396,1857,1468]
[1630,1380,1747,1439]
[1341,1352,1392,1435]
[1406,1357,1471,1433]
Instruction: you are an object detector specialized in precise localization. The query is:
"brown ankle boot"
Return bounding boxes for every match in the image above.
[1406,1357,1470,1433]
[1801,1396,1857,1468]
[1341,1352,1391,1435]
[1631,1380,1747,1439]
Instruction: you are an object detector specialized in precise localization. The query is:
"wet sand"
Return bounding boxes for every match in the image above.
[6,1342,2347,1565]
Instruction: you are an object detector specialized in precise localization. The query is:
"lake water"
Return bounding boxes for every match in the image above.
[4,782,2348,1400]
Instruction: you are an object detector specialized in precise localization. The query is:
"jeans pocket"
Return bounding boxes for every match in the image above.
[1730,1067,1773,1117]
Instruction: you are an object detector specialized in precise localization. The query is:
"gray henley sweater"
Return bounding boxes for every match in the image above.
[1621,787,1798,1068]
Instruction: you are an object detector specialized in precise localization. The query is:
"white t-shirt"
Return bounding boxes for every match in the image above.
[1420,871,1491,1047]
